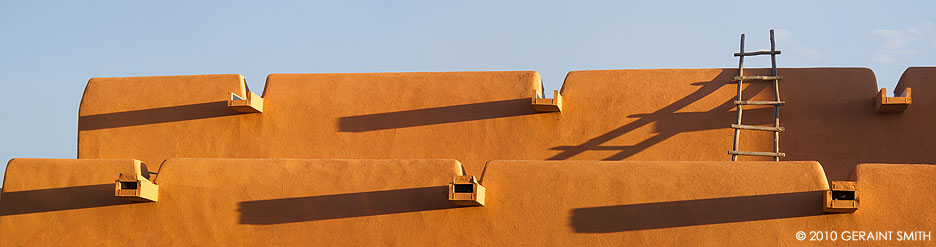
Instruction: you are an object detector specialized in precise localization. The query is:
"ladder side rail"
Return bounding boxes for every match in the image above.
[732,33,745,161]
[769,29,780,161]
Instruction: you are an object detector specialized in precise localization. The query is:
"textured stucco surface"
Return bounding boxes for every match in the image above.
[2,67,934,245]
[77,68,935,180]
[1,159,932,246]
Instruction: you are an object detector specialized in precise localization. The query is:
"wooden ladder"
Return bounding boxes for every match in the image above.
[729,29,785,161]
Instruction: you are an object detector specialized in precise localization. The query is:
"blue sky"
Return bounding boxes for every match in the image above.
[1,0,934,183]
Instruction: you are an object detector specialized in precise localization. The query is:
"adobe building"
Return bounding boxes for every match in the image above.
[1,65,935,245]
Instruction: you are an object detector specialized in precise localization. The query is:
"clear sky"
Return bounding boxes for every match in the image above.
[1,0,934,183]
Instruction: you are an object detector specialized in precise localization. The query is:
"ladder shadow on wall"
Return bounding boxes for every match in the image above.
[549,70,773,161]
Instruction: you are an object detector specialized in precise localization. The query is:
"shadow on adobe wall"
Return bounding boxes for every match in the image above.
[550,71,772,160]
[0,184,134,216]
[338,98,538,132]
[79,101,239,130]
[238,186,458,225]
[570,190,826,233]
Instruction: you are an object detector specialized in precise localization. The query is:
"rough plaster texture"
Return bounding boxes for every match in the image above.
[1,158,464,245]
[1,159,932,246]
[76,68,936,180]
[3,67,935,245]
[78,74,253,163]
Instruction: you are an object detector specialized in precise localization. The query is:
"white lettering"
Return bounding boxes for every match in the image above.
[804,230,930,242]
[898,231,913,241]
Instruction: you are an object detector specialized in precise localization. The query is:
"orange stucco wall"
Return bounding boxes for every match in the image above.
[78,67,934,180]
[2,67,935,245]
[1,158,933,246]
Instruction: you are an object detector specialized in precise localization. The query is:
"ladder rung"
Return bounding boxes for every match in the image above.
[729,151,786,157]
[731,124,784,132]
[732,75,782,81]
[734,50,781,56]
[734,101,785,106]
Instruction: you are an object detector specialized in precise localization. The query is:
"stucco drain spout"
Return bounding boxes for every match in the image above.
[115,160,159,202]
[449,175,485,206]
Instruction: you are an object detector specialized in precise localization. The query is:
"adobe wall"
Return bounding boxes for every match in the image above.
[1,158,933,246]
[77,68,936,180]
[0,158,464,245]
[78,74,254,162]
